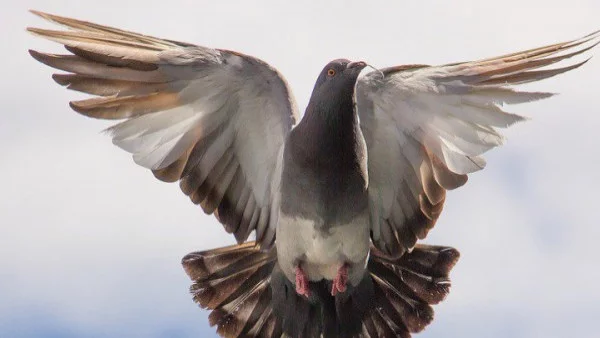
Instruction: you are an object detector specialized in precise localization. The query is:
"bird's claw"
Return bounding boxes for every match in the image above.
[295,265,310,298]
[331,264,348,296]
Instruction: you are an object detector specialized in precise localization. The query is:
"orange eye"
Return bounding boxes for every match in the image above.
[327,68,336,77]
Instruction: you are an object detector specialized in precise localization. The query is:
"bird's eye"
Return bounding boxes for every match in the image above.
[327,68,336,77]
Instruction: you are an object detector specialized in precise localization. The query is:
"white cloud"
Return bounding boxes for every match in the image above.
[1,0,599,337]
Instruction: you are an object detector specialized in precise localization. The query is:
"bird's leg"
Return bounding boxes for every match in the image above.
[295,265,310,298]
[331,263,348,296]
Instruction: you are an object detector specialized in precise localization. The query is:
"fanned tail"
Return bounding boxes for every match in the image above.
[182,242,459,338]
[362,245,460,338]
[182,242,282,338]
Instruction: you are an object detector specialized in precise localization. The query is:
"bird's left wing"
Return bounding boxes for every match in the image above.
[28,11,299,248]
[357,31,599,258]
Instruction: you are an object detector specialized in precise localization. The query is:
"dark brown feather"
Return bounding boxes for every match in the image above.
[213,280,270,337]
[256,312,282,338]
[183,242,279,338]
[182,242,259,279]
[430,153,468,189]
[370,309,405,338]
[235,195,258,242]
[214,170,245,231]
[372,267,434,332]
[379,219,401,257]
[190,181,210,205]
[182,242,459,338]
[366,244,460,337]
[152,147,193,182]
[239,289,272,336]
[194,265,261,309]
[419,194,444,222]
[361,314,379,338]
[201,160,239,214]
[419,154,446,205]
[377,147,454,258]
[254,207,271,245]
[191,150,234,206]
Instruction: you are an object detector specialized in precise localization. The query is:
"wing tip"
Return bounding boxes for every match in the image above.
[51,73,70,86]
[28,10,61,31]
[581,28,600,41]
[26,26,46,34]
[557,56,593,74]
[28,49,61,68]
[28,49,44,61]
[68,100,108,120]
[29,9,46,18]
[68,101,85,114]
[29,9,67,25]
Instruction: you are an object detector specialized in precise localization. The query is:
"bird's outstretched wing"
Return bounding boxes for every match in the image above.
[28,11,299,248]
[357,30,599,258]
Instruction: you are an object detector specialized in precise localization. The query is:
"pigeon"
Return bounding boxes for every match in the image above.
[28,10,598,338]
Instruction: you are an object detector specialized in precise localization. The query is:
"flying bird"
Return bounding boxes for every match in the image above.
[28,10,598,338]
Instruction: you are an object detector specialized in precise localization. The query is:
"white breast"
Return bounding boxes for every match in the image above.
[276,212,370,282]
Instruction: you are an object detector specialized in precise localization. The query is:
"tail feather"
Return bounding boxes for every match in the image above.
[362,245,460,337]
[182,242,459,338]
[270,264,322,338]
[182,242,280,337]
[368,308,410,338]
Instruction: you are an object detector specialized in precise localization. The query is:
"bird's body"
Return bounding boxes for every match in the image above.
[278,60,370,291]
[28,11,598,337]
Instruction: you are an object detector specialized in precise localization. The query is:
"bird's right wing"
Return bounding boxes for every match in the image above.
[357,30,599,258]
[28,11,299,248]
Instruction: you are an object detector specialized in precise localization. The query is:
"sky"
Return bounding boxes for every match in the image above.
[1,0,599,337]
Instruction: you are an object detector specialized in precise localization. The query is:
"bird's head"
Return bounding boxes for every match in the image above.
[310,59,367,98]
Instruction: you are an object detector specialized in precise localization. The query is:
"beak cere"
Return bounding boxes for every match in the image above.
[347,61,367,69]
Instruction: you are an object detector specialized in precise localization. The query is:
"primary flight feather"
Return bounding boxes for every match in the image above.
[28,10,598,338]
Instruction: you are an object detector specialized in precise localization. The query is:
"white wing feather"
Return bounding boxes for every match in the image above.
[29,11,299,248]
[358,30,599,257]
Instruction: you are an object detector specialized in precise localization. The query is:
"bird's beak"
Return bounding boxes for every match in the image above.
[347,61,367,70]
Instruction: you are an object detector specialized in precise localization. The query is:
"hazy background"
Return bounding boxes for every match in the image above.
[1,1,599,337]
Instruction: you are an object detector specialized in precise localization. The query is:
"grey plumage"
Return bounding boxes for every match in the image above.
[28,10,598,338]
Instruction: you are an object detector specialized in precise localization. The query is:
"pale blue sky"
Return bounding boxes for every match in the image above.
[2,1,599,337]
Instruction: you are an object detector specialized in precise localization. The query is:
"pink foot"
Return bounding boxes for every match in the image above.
[295,266,310,298]
[331,264,348,296]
